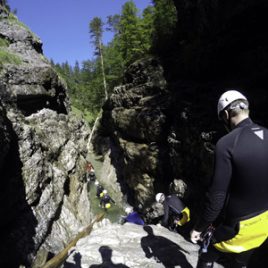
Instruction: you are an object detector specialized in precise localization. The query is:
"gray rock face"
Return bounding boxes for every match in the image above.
[95,58,172,208]
[0,10,68,115]
[8,109,92,248]
[94,57,214,219]
[64,221,223,268]
[0,8,91,267]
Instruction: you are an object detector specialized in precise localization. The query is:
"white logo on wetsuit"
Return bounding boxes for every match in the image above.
[251,127,264,140]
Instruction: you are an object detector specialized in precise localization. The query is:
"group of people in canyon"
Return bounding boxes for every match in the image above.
[156,90,268,268]
[85,162,115,210]
[85,89,268,268]
[155,90,267,268]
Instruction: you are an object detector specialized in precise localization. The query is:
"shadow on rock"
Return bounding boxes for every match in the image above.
[63,252,82,268]
[141,225,193,268]
[90,245,129,268]
[0,117,37,267]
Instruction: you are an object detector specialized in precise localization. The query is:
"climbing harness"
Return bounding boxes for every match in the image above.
[200,225,215,254]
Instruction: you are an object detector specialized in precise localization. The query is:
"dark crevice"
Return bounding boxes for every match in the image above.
[16,93,67,116]
[32,39,43,54]
[64,176,70,196]
[0,117,37,268]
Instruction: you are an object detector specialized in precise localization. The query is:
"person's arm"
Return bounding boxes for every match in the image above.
[141,241,152,258]
[161,201,170,227]
[192,138,232,239]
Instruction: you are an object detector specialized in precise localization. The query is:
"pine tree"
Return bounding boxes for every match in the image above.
[151,0,177,53]
[106,14,121,35]
[117,1,155,66]
[117,1,142,65]
[89,17,108,101]
[140,6,155,53]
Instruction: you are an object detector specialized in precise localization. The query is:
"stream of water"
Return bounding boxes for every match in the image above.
[87,151,125,223]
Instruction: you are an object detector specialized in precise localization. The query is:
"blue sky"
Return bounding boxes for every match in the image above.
[8,0,152,66]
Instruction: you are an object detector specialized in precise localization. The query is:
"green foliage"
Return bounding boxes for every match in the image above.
[151,0,177,53]
[0,49,22,66]
[117,0,151,65]
[140,6,155,53]
[0,37,10,47]
[71,106,98,126]
[52,0,177,126]
[89,17,104,56]
[103,41,124,91]
[106,14,120,34]
[52,59,105,126]
[89,16,109,100]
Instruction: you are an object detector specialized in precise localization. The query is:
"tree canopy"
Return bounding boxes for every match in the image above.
[53,0,177,126]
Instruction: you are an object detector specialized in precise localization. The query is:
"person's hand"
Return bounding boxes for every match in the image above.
[145,252,152,258]
[154,256,161,263]
[190,229,202,244]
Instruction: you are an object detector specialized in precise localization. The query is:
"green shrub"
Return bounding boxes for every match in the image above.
[0,37,10,47]
[0,49,22,65]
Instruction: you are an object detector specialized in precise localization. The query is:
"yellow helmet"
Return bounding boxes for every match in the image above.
[105,203,111,209]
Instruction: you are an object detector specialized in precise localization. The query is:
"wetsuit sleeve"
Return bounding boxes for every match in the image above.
[162,201,170,226]
[195,138,232,232]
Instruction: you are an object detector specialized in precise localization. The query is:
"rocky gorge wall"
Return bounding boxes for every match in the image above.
[0,6,92,267]
[95,0,268,219]
[94,57,216,219]
[94,0,268,264]
[0,1,267,267]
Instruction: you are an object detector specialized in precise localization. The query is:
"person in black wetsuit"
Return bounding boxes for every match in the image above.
[95,181,104,198]
[155,193,190,228]
[190,90,268,268]
[99,189,115,210]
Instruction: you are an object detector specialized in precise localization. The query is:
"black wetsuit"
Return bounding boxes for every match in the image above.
[196,118,268,232]
[162,194,185,226]
[100,194,115,208]
[96,185,104,198]
[195,118,268,266]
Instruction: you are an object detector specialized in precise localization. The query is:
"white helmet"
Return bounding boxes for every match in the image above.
[155,193,165,203]
[94,181,99,186]
[102,189,108,194]
[125,207,133,214]
[217,90,248,118]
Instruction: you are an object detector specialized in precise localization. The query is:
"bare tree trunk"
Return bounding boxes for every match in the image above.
[98,40,108,101]
[41,213,105,268]
[87,111,101,151]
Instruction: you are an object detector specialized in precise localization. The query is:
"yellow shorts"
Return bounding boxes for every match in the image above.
[214,210,268,253]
